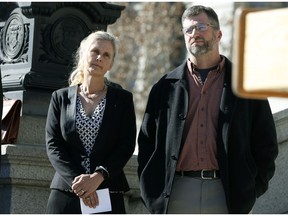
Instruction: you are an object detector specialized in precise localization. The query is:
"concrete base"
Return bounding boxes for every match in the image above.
[123,155,149,214]
[0,144,53,213]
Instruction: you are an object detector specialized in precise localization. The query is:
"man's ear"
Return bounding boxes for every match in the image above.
[217,30,222,41]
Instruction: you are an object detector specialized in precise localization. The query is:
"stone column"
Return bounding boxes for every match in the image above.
[0,2,124,213]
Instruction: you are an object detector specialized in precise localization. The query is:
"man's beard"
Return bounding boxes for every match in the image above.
[188,35,216,57]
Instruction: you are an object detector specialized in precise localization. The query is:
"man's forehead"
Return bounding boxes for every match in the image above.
[183,13,209,25]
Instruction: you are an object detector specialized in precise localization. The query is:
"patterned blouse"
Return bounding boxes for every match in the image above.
[75,96,106,174]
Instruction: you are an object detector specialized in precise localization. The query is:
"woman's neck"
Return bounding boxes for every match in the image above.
[82,77,106,94]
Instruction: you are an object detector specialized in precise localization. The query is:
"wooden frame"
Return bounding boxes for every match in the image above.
[232,7,288,99]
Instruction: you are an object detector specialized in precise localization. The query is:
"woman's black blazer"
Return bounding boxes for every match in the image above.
[46,85,136,192]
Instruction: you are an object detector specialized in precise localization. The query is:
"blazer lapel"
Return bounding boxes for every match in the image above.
[66,85,77,134]
[65,85,86,154]
[91,86,117,152]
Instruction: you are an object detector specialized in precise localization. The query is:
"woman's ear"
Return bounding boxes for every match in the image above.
[109,59,114,70]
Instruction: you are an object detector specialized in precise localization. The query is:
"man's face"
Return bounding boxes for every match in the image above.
[182,12,221,57]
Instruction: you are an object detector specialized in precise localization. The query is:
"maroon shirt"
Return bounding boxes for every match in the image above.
[176,57,225,171]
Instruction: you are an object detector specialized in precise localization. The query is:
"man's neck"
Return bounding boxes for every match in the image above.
[189,53,221,69]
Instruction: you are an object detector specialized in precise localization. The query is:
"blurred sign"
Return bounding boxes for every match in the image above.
[232,7,288,99]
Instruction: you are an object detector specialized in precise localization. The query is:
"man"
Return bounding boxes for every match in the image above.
[137,5,278,214]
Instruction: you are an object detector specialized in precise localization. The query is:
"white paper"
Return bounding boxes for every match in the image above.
[80,188,112,214]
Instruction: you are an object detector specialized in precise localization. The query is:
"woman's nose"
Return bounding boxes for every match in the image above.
[96,55,102,61]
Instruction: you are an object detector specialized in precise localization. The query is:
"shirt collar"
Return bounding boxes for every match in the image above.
[187,55,225,75]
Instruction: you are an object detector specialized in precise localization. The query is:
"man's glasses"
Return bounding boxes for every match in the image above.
[182,23,215,36]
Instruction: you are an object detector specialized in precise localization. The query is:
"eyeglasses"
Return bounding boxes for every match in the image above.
[182,23,215,36]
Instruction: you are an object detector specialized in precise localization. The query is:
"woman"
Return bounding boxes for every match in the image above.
[46,31,136,214]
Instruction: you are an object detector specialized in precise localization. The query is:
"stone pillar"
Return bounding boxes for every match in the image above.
[0,2,124,213]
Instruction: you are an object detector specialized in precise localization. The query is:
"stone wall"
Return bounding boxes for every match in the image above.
[108,2,186,132]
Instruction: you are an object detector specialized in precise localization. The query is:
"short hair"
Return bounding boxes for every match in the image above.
[182,5,220,30]
[68,31,118,86]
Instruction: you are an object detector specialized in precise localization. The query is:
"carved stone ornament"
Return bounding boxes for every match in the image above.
[39,16,89,65]
[0,13,29,64]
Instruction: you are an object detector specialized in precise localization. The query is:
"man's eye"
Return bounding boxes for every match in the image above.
[197,24,207,31]
[186,28,194,34]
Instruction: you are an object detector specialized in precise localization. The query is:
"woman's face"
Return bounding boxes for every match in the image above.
[84,39,114,78]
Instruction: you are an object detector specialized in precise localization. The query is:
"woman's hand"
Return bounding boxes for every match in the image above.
[82,190,99,208]
[72,172,104,208]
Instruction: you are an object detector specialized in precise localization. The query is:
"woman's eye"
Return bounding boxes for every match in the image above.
[91,49,99,54]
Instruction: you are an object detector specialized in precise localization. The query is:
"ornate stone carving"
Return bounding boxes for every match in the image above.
[39,16,88,65]
[0,13,29,64]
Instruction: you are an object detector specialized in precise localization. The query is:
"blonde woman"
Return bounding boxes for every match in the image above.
[46,31,136,213]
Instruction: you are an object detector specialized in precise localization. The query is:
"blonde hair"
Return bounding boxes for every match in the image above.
[68,31,117,86]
